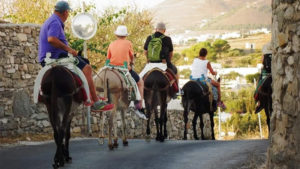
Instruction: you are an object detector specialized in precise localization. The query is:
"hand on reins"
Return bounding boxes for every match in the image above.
[68,48,78,57]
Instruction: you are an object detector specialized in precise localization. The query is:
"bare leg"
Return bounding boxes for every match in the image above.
[211,80,221,101]
[137,79,144,106]
[82,65,98,102]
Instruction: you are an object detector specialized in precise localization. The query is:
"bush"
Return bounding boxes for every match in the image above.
[226,48,244,57]
[246,73,260,84]
[180,69,191,79]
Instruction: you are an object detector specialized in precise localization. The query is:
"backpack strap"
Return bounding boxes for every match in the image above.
[159,35,165,39]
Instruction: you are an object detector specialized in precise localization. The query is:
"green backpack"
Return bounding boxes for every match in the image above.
[147,34,165,62]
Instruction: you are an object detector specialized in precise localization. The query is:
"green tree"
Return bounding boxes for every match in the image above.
[224,71,242,80]
[180,69,191,79]
[3,0,56,24]
[181,41,217,63]
[172,52,182,65]
[212,39,230,58]
[4,0,154,72]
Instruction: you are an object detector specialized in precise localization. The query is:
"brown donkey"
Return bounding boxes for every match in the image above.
[94,67,132,150]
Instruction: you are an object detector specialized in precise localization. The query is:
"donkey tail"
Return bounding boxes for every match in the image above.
[106,79,111,103]
[151,81,159,107]
[50,69,58,126]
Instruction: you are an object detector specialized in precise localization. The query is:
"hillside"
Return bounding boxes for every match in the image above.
[151,0,271,34]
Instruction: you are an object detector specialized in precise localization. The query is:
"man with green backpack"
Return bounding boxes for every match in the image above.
[143,22,177,75]
[140,22,179,96]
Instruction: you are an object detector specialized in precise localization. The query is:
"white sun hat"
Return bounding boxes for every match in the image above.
[262,42,272,55]
[114,25,129,36]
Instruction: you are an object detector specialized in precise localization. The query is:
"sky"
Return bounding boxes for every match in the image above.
[71,0,165,11]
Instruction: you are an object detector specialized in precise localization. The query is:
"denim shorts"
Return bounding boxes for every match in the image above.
[130,70,140,82]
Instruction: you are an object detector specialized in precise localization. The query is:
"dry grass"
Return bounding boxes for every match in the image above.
[227,33,271,50]
[0,133,53,145]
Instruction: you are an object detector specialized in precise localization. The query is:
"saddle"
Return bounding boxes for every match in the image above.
[97,65,141,101]
[190,77,215,111]
[34,57,91,105]
[143,68,179,93]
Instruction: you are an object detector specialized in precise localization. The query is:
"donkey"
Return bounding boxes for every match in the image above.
[144,69,175,142]
[94,67,131,150]
[181,80,217,140]
[255,53,272,131]
[40,66,84,168]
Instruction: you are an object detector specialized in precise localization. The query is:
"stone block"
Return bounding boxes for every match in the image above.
[284,6,294,20]
[13,90,34,117]
[42,120,50,127]
[35,113,48,120]
[23,27,31,34]
[7,68,16,74]
[278,33,288,47]
[72,127,81,133]
[17,33,27,42]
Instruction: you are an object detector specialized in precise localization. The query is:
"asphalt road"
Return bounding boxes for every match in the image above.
[0,138,269,169]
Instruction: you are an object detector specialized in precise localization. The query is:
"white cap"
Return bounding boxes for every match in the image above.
[114,25,129,36]
[262,42,272,55]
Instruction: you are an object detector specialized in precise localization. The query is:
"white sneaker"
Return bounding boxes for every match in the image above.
[134,109,148,120]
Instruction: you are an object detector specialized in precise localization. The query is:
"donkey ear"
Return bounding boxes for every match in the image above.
[217,78,221,82]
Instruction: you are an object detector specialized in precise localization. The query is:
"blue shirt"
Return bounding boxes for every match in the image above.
[38,14,68,62]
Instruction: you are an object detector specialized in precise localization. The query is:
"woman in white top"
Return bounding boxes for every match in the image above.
[191,48,225,108]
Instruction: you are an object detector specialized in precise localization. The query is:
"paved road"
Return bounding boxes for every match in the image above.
[0,139,268,169]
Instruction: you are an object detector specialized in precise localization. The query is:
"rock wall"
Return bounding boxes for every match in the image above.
[269,0,300,168]
[0,23,213,140]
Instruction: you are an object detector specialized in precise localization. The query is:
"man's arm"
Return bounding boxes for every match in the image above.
[168,37,174,60]
[169,51,173,61]
[144,36,151,62]
[144,50,149,62]
[207,62,217,75]
[48,36,77,56]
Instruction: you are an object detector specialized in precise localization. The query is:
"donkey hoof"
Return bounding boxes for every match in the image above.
[194,137,199,140]
[113,142,119,148]
[52,163,59,169]
[108,144,114,150]
[65,157,72,163]
[183,137,187,140]
[159,136,165,142]
[123,140,128,146]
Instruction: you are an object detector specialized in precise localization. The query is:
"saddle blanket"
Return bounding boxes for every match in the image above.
[190,77,218,101]
[254,73,271,101]
[139,63,167,78]
[95,66,141,101]
[34,60,91,104]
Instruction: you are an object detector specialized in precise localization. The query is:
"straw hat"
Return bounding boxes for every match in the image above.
[114,25,129,36]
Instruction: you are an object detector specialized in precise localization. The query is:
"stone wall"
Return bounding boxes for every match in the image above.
[269,0,300,168]
[0,23,213,140]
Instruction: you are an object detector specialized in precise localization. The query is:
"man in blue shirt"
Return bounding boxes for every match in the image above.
[38,1,113,112]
